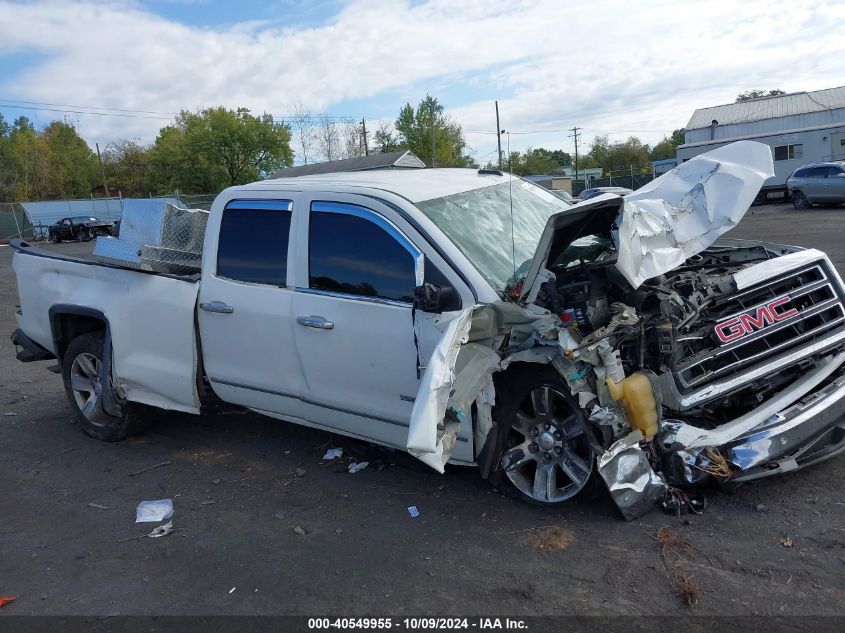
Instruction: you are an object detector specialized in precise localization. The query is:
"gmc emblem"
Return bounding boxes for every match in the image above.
[715,296,799,344]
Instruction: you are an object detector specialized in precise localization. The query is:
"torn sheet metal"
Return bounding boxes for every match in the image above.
[597,431,666,520]
[614,141,774,288]
[407,307,477,473]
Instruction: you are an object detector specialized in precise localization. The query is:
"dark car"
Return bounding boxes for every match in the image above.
[577,186,634,201]
[787,161,845,209]
[48,216,115,243]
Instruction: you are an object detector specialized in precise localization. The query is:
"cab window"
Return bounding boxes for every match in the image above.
[217,200,292,286]
[308,202,417,303]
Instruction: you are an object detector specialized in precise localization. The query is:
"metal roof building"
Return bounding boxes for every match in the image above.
[267,150,425,179]
[677,87,845,195]
[682,87,845,145]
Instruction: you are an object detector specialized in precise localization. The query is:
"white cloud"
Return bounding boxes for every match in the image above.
[1,0,844,161]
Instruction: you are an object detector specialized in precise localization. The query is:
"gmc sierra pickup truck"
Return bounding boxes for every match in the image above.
[10,141,845,518]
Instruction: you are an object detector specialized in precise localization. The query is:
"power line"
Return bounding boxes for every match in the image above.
[467,126,674,135]
[0,98,178,116]
[0,102,173,120]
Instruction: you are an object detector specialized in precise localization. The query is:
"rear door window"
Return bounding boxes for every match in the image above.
[216,200,292,286]
[308,202,418,303]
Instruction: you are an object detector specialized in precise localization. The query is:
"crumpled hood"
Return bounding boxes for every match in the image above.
[521,141,775,294]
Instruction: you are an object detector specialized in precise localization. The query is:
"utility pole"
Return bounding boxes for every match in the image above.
[569,126,581,188]
[495,101,503,170]
[95,143,110,198]
[430,102,436,168]
[361,118,369,156]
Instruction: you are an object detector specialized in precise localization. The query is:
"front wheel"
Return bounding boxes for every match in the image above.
[494,367,599,504]
[62,332,152,441]
[80,228,93,242]
[50,231,60,243]
[792,190,811,210]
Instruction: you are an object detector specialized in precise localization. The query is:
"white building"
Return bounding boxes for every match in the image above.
[676,87,845,199]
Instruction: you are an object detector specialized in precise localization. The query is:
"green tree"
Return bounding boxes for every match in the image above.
[735,89,785,103]
[103,139,151,197]
[373,122,401,154]
[649,128,685,161]
[0,117,102,201]
[392,95,474,167]
[587,135,650,174]
[6,116,54,201]
[147,107,293,194]
[0,114,12,202]
[41,120,99,199]
[502,147,573,175]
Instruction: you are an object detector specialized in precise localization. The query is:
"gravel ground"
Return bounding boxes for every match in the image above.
[1,201,843,617]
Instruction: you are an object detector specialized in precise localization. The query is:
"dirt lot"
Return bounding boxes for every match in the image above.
[1,202,844,617]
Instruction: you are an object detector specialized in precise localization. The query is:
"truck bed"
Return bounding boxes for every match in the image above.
[11,239,202,414]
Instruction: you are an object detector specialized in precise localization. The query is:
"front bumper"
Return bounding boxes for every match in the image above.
[660,361,845,486]
[726,372,845,482]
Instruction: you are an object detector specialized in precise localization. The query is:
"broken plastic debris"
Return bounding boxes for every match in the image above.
[88,502,112,511]
[597,431,666,520]
[148,521,174,538]
[322,448,343,460]
[0,597,14,609]
[135,498,174,523]
[229,587,236,594]
[347,461,369,474]
[407,506,420,518]
[293,525,306,536]
[3,412,17,416]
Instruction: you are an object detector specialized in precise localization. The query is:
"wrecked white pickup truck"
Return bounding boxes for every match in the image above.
[10,141,845,519]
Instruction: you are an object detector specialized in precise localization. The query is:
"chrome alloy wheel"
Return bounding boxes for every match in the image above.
[70,352,103,421]
[500,385,595,503]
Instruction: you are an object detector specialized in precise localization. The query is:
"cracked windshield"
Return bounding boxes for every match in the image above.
[416,180,570,293]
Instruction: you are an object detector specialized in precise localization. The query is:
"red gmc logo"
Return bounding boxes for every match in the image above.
[715,296,799,344]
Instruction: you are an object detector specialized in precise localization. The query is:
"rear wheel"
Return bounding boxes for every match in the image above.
[50,231,60,243]
[792,190,811,210]
[494,367,599,504]
[62,332,152,441]
[80,228,93,242]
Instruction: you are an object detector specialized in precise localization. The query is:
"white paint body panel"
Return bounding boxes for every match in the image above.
[13,251,200,413]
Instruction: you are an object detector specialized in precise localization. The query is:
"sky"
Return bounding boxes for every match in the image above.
[1,0,844,166]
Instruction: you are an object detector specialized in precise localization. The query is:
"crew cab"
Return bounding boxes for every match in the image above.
[11,141,845,518]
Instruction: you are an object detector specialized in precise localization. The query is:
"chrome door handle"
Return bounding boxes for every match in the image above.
[297,316,334,330]
[200,301,234,314]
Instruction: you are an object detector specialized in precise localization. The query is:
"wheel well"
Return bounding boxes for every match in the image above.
[50,309,107,361]
[492,361,555,397]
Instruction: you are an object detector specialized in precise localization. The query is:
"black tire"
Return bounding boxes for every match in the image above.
[80,228,93,242]
[50,231,60,243]
[792,190,811,210]
[491,365,602,504]
[61,332,152,441]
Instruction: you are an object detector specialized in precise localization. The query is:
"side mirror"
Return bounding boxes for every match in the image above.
[414,283,455,313]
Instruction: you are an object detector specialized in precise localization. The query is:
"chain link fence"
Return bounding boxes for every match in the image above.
[0,202,35,241]
[571,168,656,196]
[1,194,217,244]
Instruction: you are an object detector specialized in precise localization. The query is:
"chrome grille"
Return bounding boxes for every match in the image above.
[675,262,845,393]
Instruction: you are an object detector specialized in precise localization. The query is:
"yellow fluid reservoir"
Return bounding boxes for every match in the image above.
[606,372,659,438]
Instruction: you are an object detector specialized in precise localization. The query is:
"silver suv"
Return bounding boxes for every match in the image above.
[787,161,845,209]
